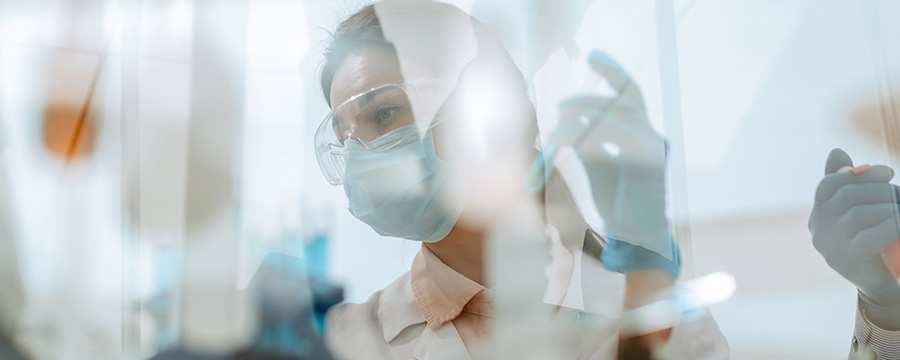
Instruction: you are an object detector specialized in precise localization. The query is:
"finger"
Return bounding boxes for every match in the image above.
[855,215,900,255]
[559,97,650,142]
[587,51,645,106]
[559,94,643,119]
[574,129,620,165]
[814,165,896,203]
[830,183,900,214]
[841,203,900,234]
[848,164,874,175]
[825,148,854,175]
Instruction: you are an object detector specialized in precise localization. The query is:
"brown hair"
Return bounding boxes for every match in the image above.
[318,2,599,245]
[320,4,395,106]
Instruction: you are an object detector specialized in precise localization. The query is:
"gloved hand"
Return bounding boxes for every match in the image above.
[548,51,678,278]
[809,148,900,328]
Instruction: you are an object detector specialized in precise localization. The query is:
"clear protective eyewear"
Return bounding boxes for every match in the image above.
[314,80,455,185]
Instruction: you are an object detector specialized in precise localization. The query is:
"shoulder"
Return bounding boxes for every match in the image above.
[324,280,391,359]
[325,272,418,355]
[326,290,385,335]
[326,271,413,323]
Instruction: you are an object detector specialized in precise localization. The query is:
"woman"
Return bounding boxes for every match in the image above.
[314,1,729,358]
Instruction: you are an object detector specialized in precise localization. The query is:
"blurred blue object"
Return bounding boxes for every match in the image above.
[251,252,336,359]
[304,234,328,283]
[601,236,681,280]
[146,251,340,360]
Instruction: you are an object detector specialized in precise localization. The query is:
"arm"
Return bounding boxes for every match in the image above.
[548,51,682,355]
[619,271,676,354]
[808,149,900,359]
[852,295,900,359]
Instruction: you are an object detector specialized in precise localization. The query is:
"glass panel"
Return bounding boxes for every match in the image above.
[1,1,898,359]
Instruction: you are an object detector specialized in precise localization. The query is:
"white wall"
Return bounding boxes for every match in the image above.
[1,0,898,358]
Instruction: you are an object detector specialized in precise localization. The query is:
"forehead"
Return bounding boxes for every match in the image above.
[329,46,405,109]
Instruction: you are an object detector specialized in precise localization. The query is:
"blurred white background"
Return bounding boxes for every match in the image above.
[0,0,898,359]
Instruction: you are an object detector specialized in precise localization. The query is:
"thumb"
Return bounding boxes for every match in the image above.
[825,148,853,175]
[586,51,644,107]
[587,51,632,93]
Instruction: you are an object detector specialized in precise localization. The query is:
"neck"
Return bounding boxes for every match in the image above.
[423,224,486,285]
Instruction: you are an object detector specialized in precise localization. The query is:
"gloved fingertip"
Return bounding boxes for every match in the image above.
[587,50,612,66]
[585,51,630,85]
[849,164,873,174]
[870,164,896,182]
[825,148,853,175]
[558,94,592,107]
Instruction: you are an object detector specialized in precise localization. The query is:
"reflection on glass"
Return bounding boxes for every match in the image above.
[0,0,899,359]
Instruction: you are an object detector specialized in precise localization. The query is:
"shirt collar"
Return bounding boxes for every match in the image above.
[378,270,427,343]
[411,245,488,330]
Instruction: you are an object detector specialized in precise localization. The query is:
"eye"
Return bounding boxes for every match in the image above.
[375,106,401,123]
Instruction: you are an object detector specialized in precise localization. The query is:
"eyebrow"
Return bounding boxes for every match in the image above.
[331,85,399,130]
[354,86,390,110]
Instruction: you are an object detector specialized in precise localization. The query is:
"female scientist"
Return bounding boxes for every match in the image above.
[312,0,728,358]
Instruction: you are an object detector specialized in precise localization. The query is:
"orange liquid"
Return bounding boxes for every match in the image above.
[42,105,95,161]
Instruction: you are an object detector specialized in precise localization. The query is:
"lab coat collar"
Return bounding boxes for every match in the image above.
[379,270,427,343]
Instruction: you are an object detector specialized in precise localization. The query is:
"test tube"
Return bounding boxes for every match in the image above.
[524,65,606,193]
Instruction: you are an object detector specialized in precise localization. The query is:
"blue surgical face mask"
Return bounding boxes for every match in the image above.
[342,124,461,242]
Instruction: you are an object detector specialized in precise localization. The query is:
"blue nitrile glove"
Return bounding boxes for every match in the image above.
[549,51,678,278]
[601,236,680,280]
[809,148,900,329]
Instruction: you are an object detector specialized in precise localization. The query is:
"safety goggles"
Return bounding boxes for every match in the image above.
[314,80,455,185]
